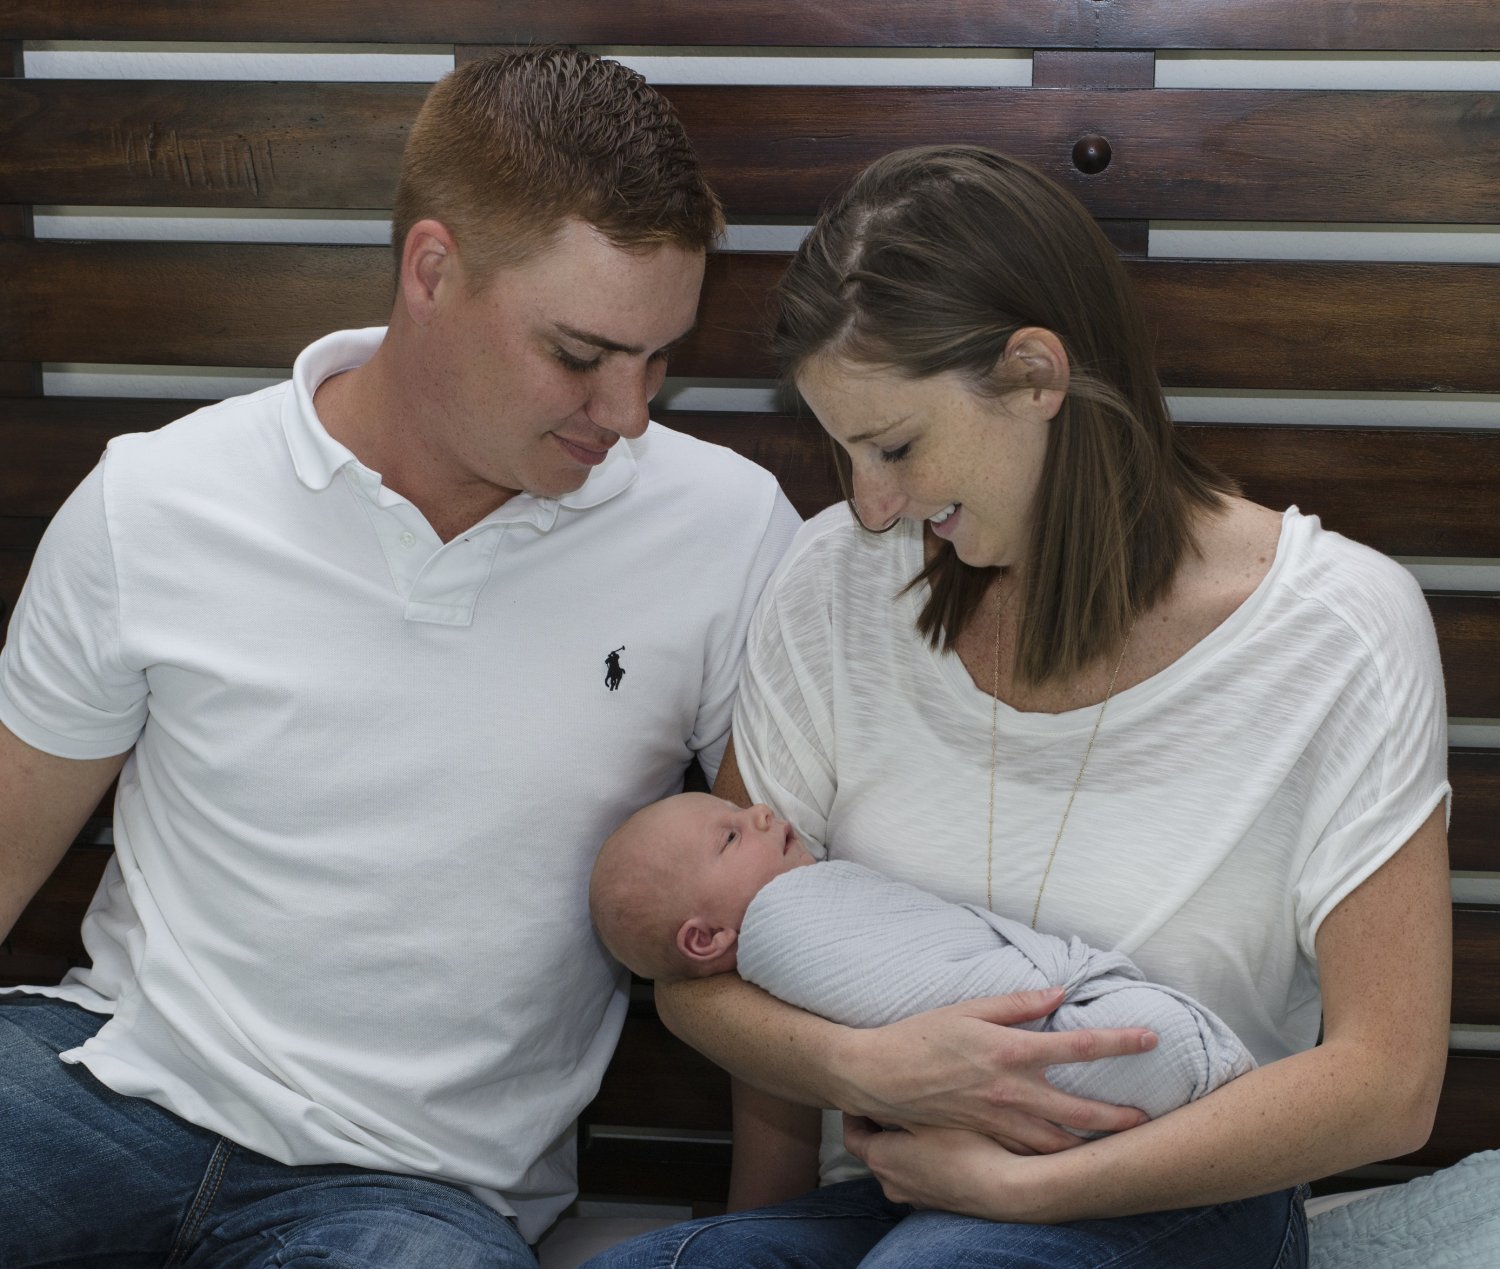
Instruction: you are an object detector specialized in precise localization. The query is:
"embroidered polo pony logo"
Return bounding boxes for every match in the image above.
[604,646,626,691]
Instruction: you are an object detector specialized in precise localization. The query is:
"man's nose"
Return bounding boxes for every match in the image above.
[588,360,656,439]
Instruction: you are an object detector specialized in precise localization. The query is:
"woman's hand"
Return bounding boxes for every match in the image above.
[844,1116,1043,1221]
[829,988,1156,1154]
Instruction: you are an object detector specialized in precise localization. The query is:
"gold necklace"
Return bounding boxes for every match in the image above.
[984,598,1137,927]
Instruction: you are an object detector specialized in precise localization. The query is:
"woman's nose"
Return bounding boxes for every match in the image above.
[851,465,904,531]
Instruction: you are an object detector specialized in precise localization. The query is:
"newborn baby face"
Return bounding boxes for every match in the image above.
[677,794,816,917]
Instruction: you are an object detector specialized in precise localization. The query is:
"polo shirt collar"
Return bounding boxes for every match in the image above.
[280,326,639,524]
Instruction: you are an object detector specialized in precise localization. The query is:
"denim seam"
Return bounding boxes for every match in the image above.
[1270,1184,1311,1269]
[1086,1199,1238,1269]
[163,1136,237,1267]
[667,1209,903,1269]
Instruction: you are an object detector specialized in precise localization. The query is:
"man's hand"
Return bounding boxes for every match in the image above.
[829,989,1155,1154]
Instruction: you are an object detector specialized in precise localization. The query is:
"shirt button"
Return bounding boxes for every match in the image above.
[399,531,416,549]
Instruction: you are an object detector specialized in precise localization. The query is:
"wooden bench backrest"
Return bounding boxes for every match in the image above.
[1,1,1497,1205]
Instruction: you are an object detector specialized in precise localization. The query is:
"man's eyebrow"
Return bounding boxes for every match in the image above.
[553,322,698,357]
[844,415,910,446]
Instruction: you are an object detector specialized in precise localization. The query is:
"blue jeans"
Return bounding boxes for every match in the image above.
[0,995,537,1268]
[583,1175,1308,1268]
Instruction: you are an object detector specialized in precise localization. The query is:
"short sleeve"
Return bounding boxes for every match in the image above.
[1292,561,1450,955]
[732,520,843,856]
[0,457,147,758]
[686,485,801,787]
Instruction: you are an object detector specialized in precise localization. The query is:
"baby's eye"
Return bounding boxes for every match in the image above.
[726,831,738,846]
[879,442,911,464]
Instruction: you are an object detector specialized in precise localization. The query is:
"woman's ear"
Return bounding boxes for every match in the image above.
[1002,326,1069,421]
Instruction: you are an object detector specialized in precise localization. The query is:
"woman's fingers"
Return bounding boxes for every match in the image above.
[962,993,1159,1064]
[838,992,1156,1139]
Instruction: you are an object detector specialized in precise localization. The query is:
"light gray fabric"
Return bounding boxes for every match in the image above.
[739,861,1255,1122]
[1307,1150,1500,1267]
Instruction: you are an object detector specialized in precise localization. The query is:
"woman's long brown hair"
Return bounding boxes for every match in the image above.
[773,145,1237,685]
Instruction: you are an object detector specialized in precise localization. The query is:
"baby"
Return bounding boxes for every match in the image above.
[591,792,1255,1125]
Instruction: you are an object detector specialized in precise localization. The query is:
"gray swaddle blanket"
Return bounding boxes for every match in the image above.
[738,860,1255,1122]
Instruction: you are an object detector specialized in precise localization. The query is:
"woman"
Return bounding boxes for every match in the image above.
[588,146,1450,1267]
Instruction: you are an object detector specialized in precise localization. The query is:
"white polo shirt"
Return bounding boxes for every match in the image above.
[0,327,800,1239]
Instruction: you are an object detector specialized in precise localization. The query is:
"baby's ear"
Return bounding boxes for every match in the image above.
[676,917,738,966]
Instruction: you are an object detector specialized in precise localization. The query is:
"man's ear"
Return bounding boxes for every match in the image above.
[1001,326,1069,421]
[398,218,460,327]
[676,917,738,966]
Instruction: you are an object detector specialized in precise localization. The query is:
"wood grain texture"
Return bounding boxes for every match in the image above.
[1397,1052,1500,1168]
[5,81,1497,224]
[1450,750,1500,874]
[1453,908,1500,1027]
[0,80,422,209]
[668,87,1500,223]
[5,244,1500,395]
[6,405,1499,560]
[1,1,1494,50]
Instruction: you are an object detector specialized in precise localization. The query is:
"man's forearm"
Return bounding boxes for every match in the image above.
[728,1078,821,1210]
[0,726,127,940]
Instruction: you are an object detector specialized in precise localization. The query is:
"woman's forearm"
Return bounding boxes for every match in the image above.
[657,974,1157,1151]
[656,973,851,1108]
[868,1032,1441,1224]
[852,810,1452,1221]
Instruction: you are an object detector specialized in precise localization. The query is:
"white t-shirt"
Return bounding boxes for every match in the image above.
[732,503,1449,1181]
[0,327,801,1240]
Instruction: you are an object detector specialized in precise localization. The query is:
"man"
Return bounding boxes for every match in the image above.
[0,48,799,1266]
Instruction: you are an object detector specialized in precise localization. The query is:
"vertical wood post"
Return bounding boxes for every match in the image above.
[1032,49,1155,259]
[0,40,41,397]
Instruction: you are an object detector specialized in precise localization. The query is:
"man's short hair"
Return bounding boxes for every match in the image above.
[391,46,724,288]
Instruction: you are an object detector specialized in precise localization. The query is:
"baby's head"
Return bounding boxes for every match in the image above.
[591,792,815,981]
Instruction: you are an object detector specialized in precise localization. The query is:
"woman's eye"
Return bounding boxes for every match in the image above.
[555,348,601,373]
[880,443,912,464]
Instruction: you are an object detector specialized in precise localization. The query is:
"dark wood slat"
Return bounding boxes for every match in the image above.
[1132,262,1500,393]
[584,1008,731,1132]
[665,415,1500,558]
[1431,595,1500,720]
[1,846,111,965]
[1451,750,1500,875]
[0,203,39,398]
[577,1135,730,1208]
[5,82,1497,224]
[0,0,1494,50]
[0,398,215,517]
[0,241,393,368]
[1180,427,1500,559]
[0,38,39,399]
[1453,906,1500,1027]
[5,245,1500,396]
[673,87,1500,223]
[8,405,1496,560]
[0,80,423,209]
[0,951,75,989]
[1398,1052,1500,1168]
